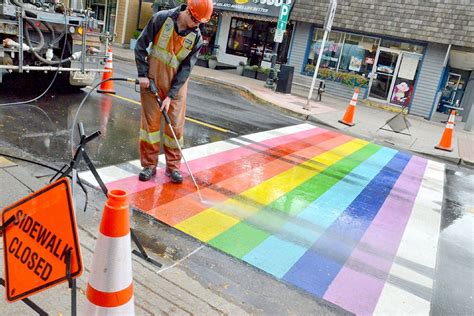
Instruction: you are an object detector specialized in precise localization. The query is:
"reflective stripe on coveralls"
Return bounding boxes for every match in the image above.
[140,128,184,149]
[140,17,196,170]
[149,18,197,69]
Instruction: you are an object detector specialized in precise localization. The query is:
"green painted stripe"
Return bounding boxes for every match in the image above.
[209,143,381,258]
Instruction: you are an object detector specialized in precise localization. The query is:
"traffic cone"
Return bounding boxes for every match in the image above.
[98,45,115,94]
[100,94,113,137]
[338,88,359,126]
[435,110,456,152]
[84,189,135,315]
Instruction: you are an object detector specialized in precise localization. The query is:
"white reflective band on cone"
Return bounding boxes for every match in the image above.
[88,234,132,292]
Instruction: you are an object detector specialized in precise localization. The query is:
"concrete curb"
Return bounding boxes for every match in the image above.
[191,74,311,121]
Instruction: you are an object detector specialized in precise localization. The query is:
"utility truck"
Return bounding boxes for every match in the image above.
[0,0,110,88]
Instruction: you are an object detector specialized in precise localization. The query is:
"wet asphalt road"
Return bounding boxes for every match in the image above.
[0,63,473,314]
[0,62,301,169]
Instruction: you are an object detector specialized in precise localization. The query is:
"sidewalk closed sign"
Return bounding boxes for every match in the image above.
[1,178,82,302]
[275,3,290,43]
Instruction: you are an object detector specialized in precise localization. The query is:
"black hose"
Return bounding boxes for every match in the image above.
[0,152,62,172]
[24,18,45,52]
[0,11,68,107]
[25,19,72,65]
[43,21,56,48]
[69,77,138,154]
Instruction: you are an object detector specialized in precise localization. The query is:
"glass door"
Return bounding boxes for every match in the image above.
[389,52,422,108]
[368,48,401,101]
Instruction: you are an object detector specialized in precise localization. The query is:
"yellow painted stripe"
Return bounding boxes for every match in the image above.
[176,139,368,241]
[88,88,233,134]
[184,117,230,133]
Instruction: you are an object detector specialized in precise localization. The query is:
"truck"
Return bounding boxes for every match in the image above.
[0,0,110,88]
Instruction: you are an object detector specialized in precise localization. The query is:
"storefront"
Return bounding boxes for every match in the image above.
[213,0,294,68]
[303,26,425,108]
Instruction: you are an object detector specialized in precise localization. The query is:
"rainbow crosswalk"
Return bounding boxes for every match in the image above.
[80,124,444,315]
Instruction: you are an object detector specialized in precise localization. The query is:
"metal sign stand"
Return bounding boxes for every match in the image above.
[65,250,77,316]
[50,122,162,268]
[377,107,412,136]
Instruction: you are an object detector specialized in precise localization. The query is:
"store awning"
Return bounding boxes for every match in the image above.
[214,0,293,19]
[217,10,279,22]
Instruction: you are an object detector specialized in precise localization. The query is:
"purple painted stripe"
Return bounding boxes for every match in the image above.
[323,156,427,315]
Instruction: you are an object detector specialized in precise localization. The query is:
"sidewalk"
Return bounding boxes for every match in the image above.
[113,45,473,166]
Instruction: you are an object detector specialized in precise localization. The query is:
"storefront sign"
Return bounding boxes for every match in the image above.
[213,0,294,18]
[274,3,290,42]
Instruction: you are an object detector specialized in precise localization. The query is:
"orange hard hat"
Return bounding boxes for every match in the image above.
[188,0,214,23]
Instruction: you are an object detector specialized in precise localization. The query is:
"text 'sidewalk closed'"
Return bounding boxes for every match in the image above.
[1,178,82,302]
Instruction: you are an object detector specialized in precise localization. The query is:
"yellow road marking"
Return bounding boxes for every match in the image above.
[86,87,233,133]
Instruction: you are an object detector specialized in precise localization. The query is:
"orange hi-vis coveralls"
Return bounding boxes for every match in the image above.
[135,5,202,171]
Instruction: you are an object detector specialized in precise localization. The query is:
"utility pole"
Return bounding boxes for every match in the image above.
[305,0,337,110]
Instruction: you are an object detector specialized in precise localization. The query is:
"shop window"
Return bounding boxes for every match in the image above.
[226,18,254,57]
[381,39,424,54]
[226,18,291,66]
[307,29,344,70]
[339,34,379,77]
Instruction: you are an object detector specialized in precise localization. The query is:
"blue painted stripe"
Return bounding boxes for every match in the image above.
[282,152,411,297]
[243,147,398,278]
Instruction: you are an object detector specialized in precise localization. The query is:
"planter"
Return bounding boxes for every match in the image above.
[256,72,268,81]
[208,59,218,70]
[243,69,257,79]
[196,58,208,68]
[323,80,369,100]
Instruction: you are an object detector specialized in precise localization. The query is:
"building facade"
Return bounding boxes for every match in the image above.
[96,0,474,123]
[288,0,474,122]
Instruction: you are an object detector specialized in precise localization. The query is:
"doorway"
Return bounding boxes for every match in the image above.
[368,48,401,101]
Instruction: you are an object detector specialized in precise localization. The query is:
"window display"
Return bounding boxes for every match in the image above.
[339,34,379,77]
[307,30,344,70]
[226,17,292,65]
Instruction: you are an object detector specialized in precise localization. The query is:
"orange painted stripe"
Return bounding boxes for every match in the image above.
[145,134,352,226]
[86,283,133,308]
[130,131,338,211]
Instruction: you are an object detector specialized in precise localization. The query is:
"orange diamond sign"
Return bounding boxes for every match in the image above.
[2,178,82,302]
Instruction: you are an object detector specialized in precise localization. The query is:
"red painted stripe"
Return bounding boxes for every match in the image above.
[130,130,338,212]
[107,127,326,194]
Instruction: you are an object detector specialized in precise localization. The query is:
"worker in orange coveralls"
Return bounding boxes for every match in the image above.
[135,0,213,182]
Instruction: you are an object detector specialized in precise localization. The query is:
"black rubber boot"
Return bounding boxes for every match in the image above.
[166,169,183,183]
[139,167,156,181]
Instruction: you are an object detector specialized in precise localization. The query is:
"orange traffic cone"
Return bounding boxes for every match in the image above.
[84,189,134,315]
[339,88,359,126]
[98,45,115,94]
[435,110,456,152]
[100,94,113,137]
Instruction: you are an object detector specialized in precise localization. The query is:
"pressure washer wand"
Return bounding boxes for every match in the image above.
[148,80,203,201]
